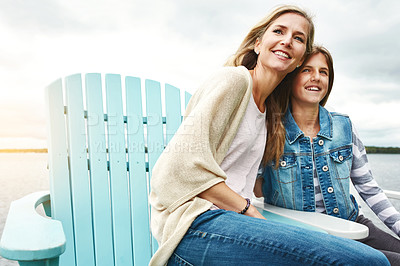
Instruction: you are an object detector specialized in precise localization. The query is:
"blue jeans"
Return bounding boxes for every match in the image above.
[168,209,389,266]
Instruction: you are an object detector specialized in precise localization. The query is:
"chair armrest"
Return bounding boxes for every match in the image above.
[252,197,368,240]
[0,191,66,261]
[383,189,400,200]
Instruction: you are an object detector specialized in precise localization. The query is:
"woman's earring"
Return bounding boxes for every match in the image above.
[255,50,260,55]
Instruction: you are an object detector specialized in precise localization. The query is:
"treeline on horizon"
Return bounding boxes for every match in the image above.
[0,149,48,153]
[1,147,400,154]
[365,146,400,154]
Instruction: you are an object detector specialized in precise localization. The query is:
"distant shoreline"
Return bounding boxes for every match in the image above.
[0,149,48,153]
[365,146,400,154]
[0,146,400,154]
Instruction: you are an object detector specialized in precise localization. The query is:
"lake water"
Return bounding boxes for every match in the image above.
[0,153,49,266]
[366,154,400,194]
[0,153,399,265]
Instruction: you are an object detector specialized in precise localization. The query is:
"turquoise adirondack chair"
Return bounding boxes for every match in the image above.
[0,73,187,265]
[0,73,368,266]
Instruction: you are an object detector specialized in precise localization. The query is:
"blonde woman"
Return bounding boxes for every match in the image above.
[149,6,389,265]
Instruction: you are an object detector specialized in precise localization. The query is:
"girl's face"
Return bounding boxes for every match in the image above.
[291,53,330,107]
[254,13,309,75]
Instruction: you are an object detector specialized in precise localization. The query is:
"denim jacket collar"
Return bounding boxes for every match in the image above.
[285,105,333,145]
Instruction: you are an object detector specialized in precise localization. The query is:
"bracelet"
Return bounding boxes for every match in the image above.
[239,198,251,214]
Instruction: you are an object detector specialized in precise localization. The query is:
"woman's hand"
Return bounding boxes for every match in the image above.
[246,204,266,219]
[198,182,266,219]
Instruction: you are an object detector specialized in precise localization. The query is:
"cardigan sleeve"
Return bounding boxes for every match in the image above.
[150,66,253,213]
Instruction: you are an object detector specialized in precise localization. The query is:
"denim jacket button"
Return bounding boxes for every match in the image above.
[327,187,334,193]
[338,155,344,161]
[333,208,339,214]
[280,161,287,167]
[322,165,329,172]
[318,139,324,146]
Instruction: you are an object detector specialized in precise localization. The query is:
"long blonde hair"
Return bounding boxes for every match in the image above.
[225,5,315,166]
[225,5,314,69]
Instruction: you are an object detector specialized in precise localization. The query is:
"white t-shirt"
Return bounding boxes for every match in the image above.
[214,93,267,208]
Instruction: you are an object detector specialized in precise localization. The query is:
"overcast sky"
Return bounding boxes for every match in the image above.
[0,0,399,148]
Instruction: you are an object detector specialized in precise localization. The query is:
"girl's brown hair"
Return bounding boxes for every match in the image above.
[285,45,335,107]
[268,45,335,167]
[314,45,334,107]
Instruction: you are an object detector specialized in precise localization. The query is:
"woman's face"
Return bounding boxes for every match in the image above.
[254,12,309,75]
[291,53,330,107]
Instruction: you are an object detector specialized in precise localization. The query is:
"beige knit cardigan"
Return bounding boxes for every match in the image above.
[149,66,253,265]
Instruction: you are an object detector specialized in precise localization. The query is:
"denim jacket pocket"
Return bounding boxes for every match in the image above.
[329,147,352,179]
[276,155,298,184]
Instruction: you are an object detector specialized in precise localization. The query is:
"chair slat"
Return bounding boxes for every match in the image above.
[145,79,164,254]
[64,74,96,266]
[85,73,115,266]
[145,79,164,179]
[45,79,76,266]
[165,84,182,144]
[125,76,152,264]
[105,74,134,265]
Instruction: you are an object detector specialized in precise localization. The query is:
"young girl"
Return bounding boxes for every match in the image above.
[257,45,400,265]
[149,6,389,265]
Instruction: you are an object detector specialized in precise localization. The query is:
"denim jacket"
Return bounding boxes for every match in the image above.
[262,106,359,221]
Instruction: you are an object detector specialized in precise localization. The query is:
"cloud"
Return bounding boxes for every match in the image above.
[166,1,254,40]
[332,74,400,103]
[328,77,400,147]
[0,101,46,139]
[317,1,400,83]
[0,0,399,148]
[0,0,87,33]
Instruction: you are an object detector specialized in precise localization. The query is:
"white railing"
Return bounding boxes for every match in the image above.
[384,190,400,200]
